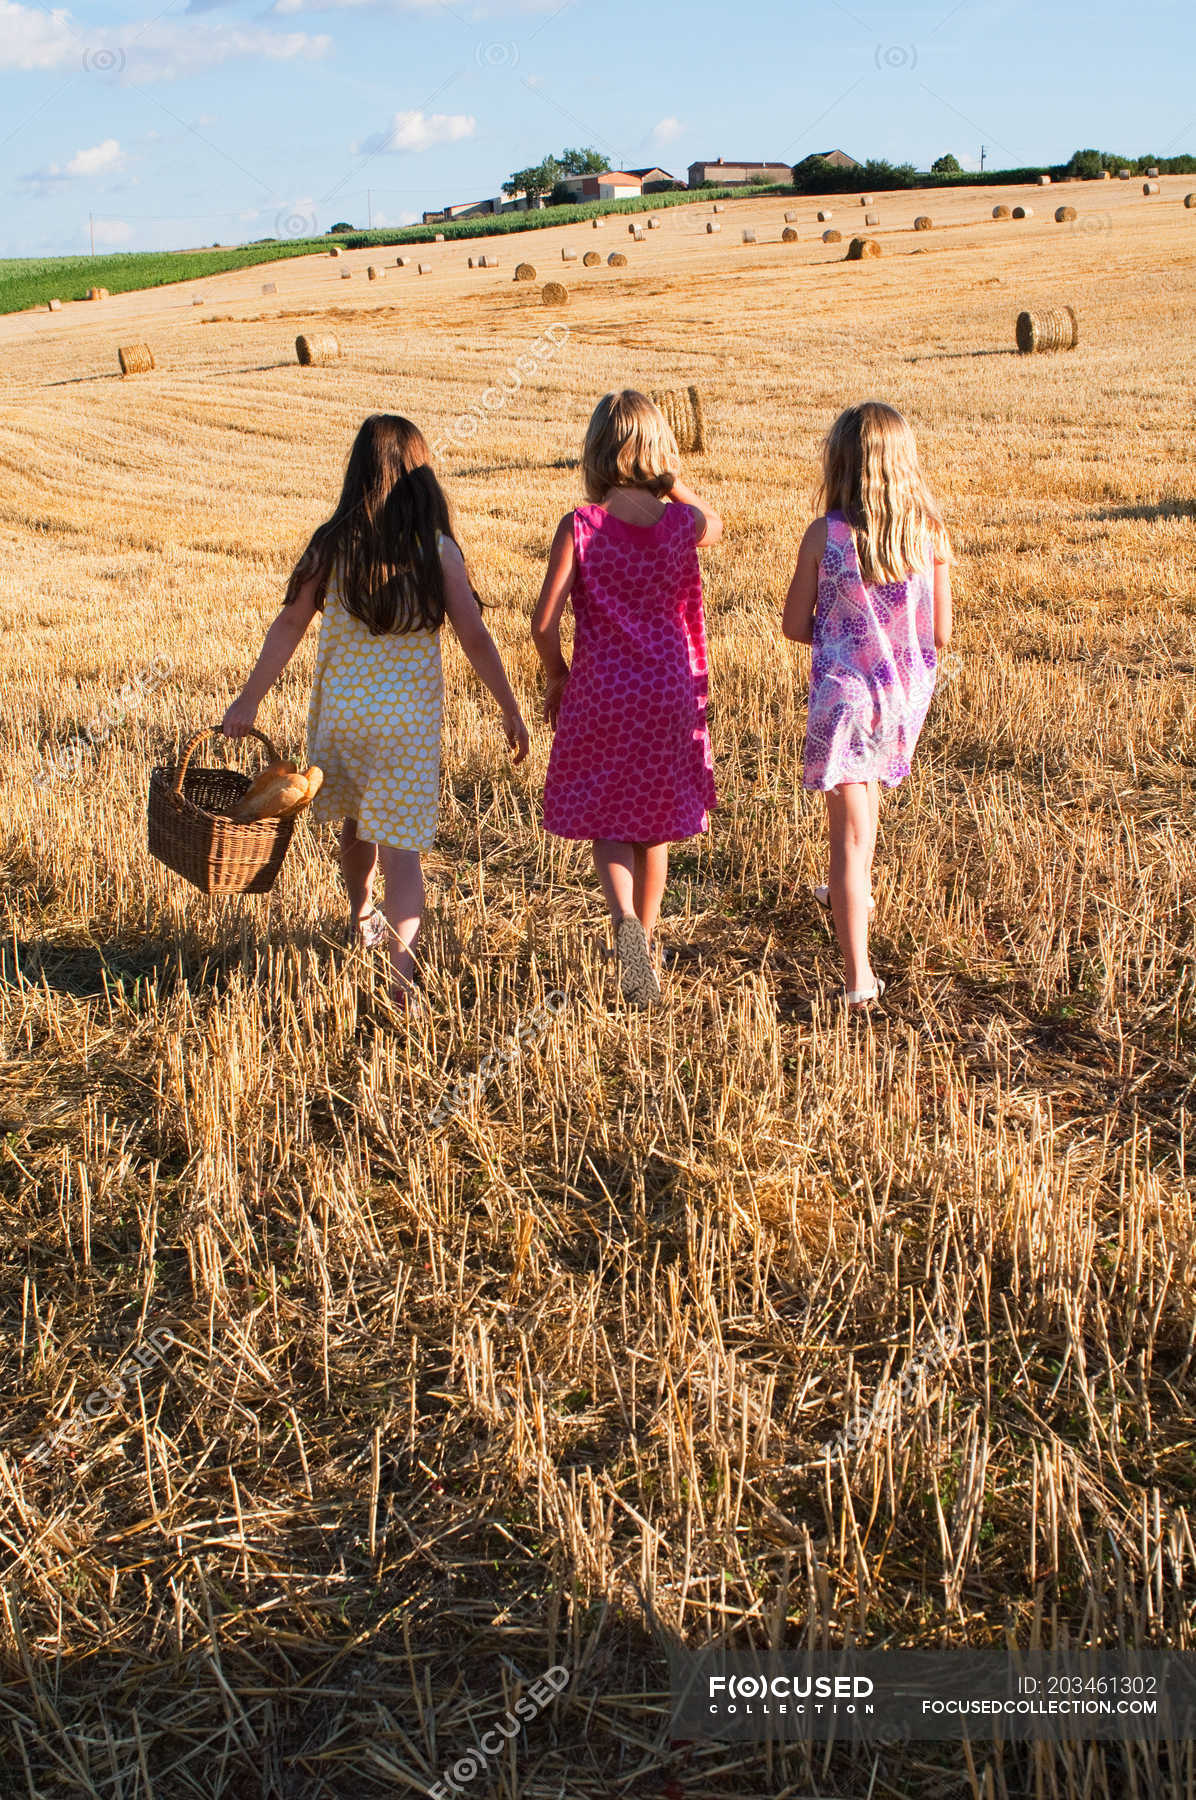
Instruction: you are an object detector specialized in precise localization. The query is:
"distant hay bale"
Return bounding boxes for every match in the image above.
[1012,205,1033,219]
[395,256,408,267]
[561,246,578,261]
[1146,166,1159,177]
[1015,305,1078,354]
[859,194,874,205]
[592,218,601,228]
[913,215,933,230]
[296,333,339,366]
[817,209,832,221]
[864,211,880,226]
[1118,169,1131,179]
[341,268,352,279]
[117,343,155,376]
[706,221,722,234]
[514,262,536,281]
[712,203,724,213]
[784,209,799,222]
[328,246,343,257]
[86,286,108,301]
[647,217,661,229]
[479,255,499,268]
[367,265,381,279]
[417,262,432,274]
[741,228,757,243]
[1054,205,1077,222]
[822,229,842,243]
[541,281,569,305]
[650,384,706,454]
[781,226,798,242]
[845,236,881,260]
[192,297,205,305]
[607,251,628,267]
[1099,170,1111,180]
[433,233,445,242]
[261,282,277,294]
[992,205,1011,219]
[467,256,476,268]
[47,298,62,311]
[583,250,601,266]
[629,224,645,240]
[1186,193,1196,208]
[1143,180,1160,195]
[1038,175,1052,185]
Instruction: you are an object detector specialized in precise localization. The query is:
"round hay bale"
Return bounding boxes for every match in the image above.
[1143,180,1160,195]
[514,262,536,281]
[480,255,499,268]
[592,217,601,228]
[629,225,645,240]
[329,246,343,257]
[1054,205,1077,222]
[992,204,1011,219]
[822,229,842,244]
[607,251,628,267]
[47,298,62,311]
[433,232,445,242]
[864,211,880,226]
[561,246,578,261]
[647,216,661,229]
[781,226,798,242]
[913,215,933,230]
[1038,174,1052,185]
[817,209,832,221]
[118,343,155,376]
[87,286,108,301]
[650,384,706,454]
[859,194,874,205]
[367,265,381,280]
[467,256,476,269]
[712,203,724,213]
[1099,170,1111,180]
[1186,193,1196,208]
[417,262,432,274]
[741,228,757,243]
[395,255,408,267]
[1015,305,1078,354]
[583,250,601,266]
[845,236,881,260]
[261,281,277,294]
[784,209,799,223]
[192,297,205,305]
[1147,166,1159,177]
[706,221,722,234]
[341,268,352,279]
[541,281,569,305]
[1012,205,1034,219]
[295,333,339,366]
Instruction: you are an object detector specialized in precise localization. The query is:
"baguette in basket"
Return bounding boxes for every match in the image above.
[231,762,323,822]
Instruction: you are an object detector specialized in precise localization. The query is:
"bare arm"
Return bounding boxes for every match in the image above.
[933,558,953,650]
[222,577,321,737]
[442,538,530,764]
[781,518,826,644]
[530,514,575,726]
[665,474,723,546]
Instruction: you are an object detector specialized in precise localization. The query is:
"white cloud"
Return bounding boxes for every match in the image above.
[355,109,477,155]
[65,138,123,176]
[0,1,330,77]
[92,217,133,244]
[652,116,684,145]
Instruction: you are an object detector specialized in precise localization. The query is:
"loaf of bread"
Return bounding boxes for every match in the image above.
[231,763,322,822]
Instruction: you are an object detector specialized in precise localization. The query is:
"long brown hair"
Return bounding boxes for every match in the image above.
[819,401,950,586]
[285,415,465,633]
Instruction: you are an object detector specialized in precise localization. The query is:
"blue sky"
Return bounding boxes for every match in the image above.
[1,0,1192,257]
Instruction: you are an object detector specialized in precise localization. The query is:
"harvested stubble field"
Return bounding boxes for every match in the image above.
[1,180,1195,1798]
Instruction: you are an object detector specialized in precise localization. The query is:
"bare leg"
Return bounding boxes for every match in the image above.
[865,780,880,897]
[340,819,378,928]
[825,784,876,998]
[376,846,425,995]
[632,842,669,943]
[593,840,636,928]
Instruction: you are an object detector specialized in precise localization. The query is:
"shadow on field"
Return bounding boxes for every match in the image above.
[42,372,122,388]
[1092,497,1196,523]
[904,348,1020,362]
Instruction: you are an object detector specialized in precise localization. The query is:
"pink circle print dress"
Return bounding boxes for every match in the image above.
[803,512,937,791]
[543,503,716,841]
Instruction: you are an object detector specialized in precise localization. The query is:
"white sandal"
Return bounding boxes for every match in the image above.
[814,884,875,913]
[843,977,886,1009]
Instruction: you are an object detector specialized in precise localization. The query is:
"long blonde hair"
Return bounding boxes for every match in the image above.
[581,389,679,502]
[819,401,949,586]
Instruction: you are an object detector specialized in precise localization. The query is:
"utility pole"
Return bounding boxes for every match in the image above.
[89,211,95,256]
[980,145,987,173]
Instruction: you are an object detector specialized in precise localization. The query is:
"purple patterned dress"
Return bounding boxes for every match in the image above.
[802,512,937,791]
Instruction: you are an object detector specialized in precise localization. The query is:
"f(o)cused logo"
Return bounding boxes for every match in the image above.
[874,43,917,69]
[475,40,518,68]
[82,47,127,74]
[276,209,317,239]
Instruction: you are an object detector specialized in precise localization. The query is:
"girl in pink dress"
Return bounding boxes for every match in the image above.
[532,390,723,1006]
[783,401,953,1009]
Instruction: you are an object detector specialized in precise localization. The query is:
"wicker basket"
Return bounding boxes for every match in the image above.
[148,727,298,895]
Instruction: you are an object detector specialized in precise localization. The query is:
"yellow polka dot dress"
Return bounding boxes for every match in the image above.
[306,559,443,852]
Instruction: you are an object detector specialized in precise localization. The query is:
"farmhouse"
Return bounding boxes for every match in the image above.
[627,166,681,192]
[687,158,793,187]
[556,171,644,201]
[814,148,861,170]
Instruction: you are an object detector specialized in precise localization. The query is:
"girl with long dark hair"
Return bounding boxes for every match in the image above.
[223,414,529,1004]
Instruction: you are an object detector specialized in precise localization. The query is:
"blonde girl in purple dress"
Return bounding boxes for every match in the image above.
[532,391,722,1006]
[783,401,953,1009]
